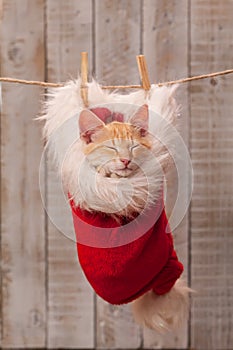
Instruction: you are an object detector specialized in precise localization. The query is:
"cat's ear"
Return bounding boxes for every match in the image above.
[79,109,105,143]
[129,104,149,136]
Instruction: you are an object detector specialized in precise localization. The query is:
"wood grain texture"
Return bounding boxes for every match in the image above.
[95,0,142,85]
[46,1,94,348]
[97,299,143,349]
[95,1,142,348]
[143,1,189,348]
[46,0,93,82]
[0,0,46,347]
[190,1,233,349]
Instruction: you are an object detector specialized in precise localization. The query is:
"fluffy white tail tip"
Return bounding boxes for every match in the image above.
[132,279,192,333]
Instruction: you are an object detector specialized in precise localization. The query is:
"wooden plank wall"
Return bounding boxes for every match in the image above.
[0,0,233,349]
[190,1,233,349]
[1,0,46,347]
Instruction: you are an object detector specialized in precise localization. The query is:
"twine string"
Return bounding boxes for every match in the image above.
[0,68,233,89]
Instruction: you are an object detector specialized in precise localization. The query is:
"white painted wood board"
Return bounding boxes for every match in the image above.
[190,1,233,349]
[0,0,46,347]
[46,1,94,348]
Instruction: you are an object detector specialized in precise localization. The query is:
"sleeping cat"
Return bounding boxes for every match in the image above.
[41,79,191,333]
[61,104,165,218]
[76,104,154,218]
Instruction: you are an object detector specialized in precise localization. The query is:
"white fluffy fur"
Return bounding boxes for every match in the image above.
[40,78,191,332]
[132,279,192,333]
[40,78,179,216]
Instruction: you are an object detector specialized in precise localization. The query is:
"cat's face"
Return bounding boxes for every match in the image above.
[79,105,151,178]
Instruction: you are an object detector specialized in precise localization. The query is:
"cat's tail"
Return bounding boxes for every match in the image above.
[131,279,192,333]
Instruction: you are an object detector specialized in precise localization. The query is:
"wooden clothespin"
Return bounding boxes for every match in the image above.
[136,55,151,93]
[80,51,89,107]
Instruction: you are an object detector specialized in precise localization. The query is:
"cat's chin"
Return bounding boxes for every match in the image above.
[97,165,134,178]
[111,169,133,178]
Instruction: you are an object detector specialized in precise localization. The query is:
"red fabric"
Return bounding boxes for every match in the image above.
[70,201,183,305]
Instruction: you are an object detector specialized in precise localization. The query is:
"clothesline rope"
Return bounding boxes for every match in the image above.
[0,68,233,89]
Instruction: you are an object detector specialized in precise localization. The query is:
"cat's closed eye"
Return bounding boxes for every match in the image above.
[130,144,140,151]
[105,144,140,153]
[105,146,118,152]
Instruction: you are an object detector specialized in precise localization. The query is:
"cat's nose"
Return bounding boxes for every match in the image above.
[120,158,131,167]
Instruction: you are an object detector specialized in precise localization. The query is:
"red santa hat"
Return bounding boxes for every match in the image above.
[70,199,183,305]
